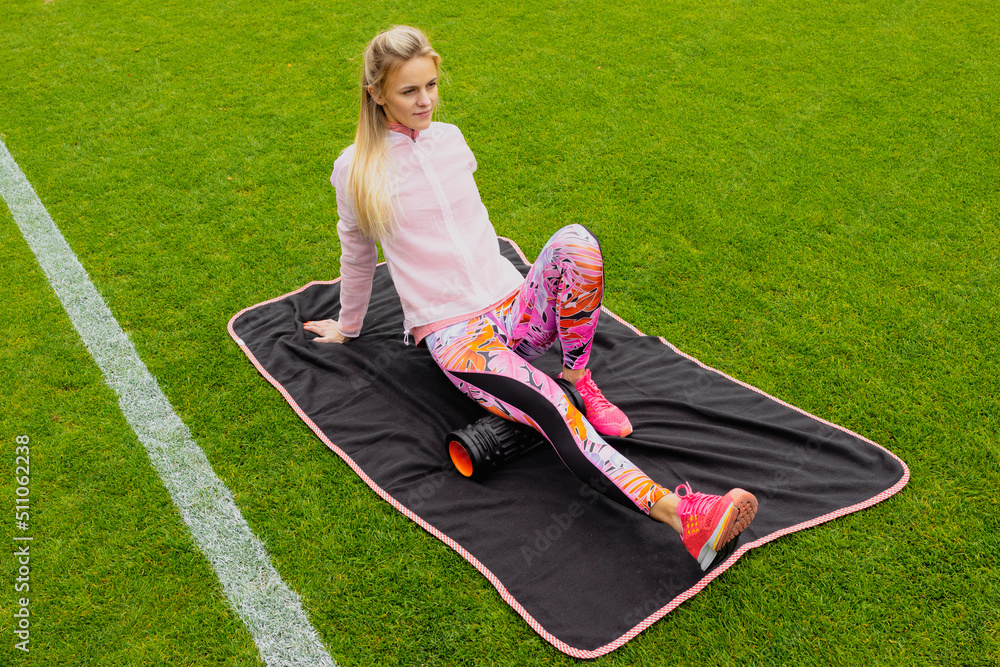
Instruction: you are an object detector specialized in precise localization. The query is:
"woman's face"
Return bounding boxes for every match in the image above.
[372,56,438,131]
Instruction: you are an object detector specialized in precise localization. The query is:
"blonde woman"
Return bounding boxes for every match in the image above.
[304,25,757,570]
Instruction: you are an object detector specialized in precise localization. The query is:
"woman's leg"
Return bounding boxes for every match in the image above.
[429,225,759,568]
[507,224,603,370]
[427,311,667,515]
[506,224,632,436]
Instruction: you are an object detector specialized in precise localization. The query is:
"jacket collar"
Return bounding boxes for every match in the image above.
[387,122,421,142]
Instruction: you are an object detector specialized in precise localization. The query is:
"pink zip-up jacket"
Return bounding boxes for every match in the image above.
[331,122,524,341]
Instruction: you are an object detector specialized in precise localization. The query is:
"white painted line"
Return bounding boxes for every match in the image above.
[0,139,337,667]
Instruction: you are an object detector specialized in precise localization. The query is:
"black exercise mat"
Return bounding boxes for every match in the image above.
[228,238,908,658]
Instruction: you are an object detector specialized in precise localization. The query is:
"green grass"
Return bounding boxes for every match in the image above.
[2,0,998,664]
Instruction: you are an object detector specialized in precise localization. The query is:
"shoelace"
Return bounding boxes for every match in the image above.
[578,374,616,413]
[674,482,717,518]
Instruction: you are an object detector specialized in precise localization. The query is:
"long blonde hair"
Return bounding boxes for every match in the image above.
[347,25,440,240]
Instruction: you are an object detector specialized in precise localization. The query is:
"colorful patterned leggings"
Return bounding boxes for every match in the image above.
[426,225,667,515]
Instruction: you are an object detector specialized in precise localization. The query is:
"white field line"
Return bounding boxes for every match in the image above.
[0,139,336,667]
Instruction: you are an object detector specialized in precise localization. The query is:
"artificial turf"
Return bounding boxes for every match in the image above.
[1,0,998,664]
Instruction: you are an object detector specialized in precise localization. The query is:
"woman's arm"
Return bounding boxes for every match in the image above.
[334,215,378,339]
[314,159,378,343]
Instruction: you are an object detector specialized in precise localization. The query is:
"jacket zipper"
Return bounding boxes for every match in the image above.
[411,139,476,275]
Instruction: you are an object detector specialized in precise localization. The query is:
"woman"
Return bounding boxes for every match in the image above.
[305,25,757,570]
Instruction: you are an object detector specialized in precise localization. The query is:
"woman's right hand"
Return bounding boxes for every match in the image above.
[303,319,348,344]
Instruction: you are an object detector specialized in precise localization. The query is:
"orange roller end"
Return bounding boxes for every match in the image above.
[449,440,474,477]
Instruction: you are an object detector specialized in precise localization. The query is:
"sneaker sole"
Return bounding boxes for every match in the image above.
[722,488,758,545]
[696,489,758,571]
[591,421,633,438]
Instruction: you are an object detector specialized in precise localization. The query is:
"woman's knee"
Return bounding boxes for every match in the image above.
[543,225,603,279]
[551,224,601,253]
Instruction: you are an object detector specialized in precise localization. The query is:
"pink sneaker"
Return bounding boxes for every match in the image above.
[561,369,633,437]
[675,482,758,570]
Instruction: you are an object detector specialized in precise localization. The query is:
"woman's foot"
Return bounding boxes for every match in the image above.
[656,483,758,571]
[560,369,633,437]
